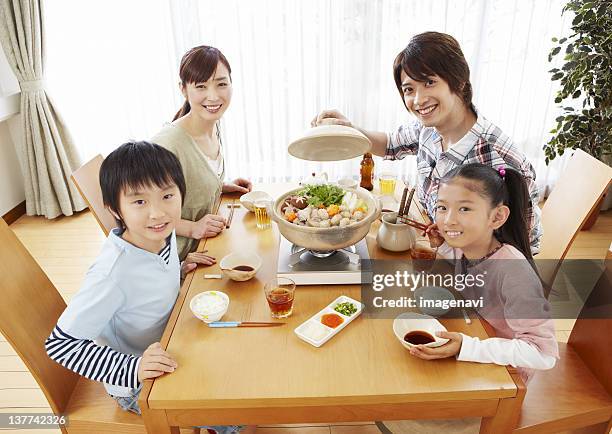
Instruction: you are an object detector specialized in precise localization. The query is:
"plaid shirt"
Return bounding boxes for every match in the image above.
[385,110,542,254]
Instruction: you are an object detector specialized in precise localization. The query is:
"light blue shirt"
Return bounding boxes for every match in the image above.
[57,228,180,396]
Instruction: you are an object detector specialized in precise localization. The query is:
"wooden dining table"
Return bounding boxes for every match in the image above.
[138,183,525,434]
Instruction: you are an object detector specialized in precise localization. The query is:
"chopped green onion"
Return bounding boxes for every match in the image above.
[334,302,357,316]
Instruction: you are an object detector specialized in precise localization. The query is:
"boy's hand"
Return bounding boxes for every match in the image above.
[409,331,463,360]
[192,214,226,239]
[137,342,178,382]
[223,178,252,194]
[181,250,216,276]
[424,223,445,248]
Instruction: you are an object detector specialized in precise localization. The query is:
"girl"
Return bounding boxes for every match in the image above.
[381,163,557,434]
[152,46,252,261]
[312,32,543,255]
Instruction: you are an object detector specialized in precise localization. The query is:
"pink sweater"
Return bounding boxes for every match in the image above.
[453,244,559,381]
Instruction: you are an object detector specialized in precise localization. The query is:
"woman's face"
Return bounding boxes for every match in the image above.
[399,70,465,128]
[181,62,232,122]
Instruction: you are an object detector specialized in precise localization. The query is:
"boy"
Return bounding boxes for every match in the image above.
[45,142,247,433]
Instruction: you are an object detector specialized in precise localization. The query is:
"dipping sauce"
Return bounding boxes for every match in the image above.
[321,313,344,329]
[403,330,435,345]
[232,265,255,272]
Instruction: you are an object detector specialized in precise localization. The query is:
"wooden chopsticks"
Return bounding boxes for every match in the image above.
[396,185,430,232]
[208,321,286,328]
[226,199,236,228]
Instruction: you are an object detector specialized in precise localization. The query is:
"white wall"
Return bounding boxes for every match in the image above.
[0,42,25,216]
[0,116,24,215]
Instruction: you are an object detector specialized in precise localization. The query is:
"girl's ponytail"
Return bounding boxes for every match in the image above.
[498,168,532,261]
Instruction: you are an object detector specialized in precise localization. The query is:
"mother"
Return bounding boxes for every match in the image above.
[152,46,252,261]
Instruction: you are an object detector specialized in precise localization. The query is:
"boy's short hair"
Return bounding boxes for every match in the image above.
[100,141,186,228]
[393,32,473,109]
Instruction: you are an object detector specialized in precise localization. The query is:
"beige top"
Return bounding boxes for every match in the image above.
[151,123,224,260]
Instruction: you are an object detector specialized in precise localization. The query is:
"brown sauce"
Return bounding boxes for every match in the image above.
[233,265,255,272]
[403,330,435,345]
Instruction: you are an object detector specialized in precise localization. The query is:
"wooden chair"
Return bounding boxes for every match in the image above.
[513,245,612,433]
[537,149,612,291]
[0,217,202,434]
[71,154,117,236]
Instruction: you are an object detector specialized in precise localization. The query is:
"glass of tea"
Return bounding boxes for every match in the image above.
[254,200,272,230]
[264,277,296,318]
[410,238,437,272]
[378,172,397,196]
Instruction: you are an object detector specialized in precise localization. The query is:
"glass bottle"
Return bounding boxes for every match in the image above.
[360,153,374,191]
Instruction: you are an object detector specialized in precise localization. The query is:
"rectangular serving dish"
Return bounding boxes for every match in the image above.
[294,295,364,347]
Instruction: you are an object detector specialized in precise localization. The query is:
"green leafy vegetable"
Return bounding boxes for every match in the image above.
[334,302,357,316]
[298,184,345,207]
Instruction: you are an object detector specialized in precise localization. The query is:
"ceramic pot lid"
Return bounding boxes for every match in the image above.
[288,125,372,161]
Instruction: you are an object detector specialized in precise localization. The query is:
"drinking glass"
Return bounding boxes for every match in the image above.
[264,277,296,318]
[379,173,397,196]
[254,200,272,230]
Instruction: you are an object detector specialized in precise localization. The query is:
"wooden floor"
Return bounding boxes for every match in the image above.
[1,209,611,433]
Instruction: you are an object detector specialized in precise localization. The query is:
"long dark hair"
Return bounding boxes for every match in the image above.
[393,32,474,111]
[440,163,533,261]
[173,45,232,121]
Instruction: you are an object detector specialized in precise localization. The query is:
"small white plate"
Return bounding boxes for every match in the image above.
[288,125,371,161]
[392,312,449,349]
[414,286,455,317]
[240,191,273,212]
[294,295,363,347]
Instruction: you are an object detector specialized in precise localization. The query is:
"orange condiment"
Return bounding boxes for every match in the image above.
[321,313,344,329]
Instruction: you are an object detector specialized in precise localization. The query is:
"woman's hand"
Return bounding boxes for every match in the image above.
[137,342,178,382]
[409,331,463,360]
[424,223,445,248]
[191,214,226,239]
[181,250,216,276]
[222,178,252,194]
[311,109,353,127]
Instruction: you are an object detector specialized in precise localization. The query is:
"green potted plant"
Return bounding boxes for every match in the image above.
[546,0,611,226]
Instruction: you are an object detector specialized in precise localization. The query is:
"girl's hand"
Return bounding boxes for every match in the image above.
[424,223,445,248]
[409,331,463,360]
[223,178,252,194]
[311,109,353,127]
[137,342,178,382]
[191,214,226,239]
[181,250,216,276]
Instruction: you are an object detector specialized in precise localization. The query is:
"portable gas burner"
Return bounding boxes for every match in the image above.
[277,236,370,285]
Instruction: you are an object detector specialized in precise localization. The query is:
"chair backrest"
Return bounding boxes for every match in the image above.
[71,155,116,236]
[567,244,612,396]
[537,149,612,288]
[0,218,79,413]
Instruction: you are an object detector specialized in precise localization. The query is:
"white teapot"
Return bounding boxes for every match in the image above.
[376,211,416,252]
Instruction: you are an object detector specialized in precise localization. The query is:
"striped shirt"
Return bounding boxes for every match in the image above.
[385,109,542,253]
[45,234,178,395]
[45,325,140,390]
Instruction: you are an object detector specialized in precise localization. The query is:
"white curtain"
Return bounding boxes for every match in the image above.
[44,0,571,197]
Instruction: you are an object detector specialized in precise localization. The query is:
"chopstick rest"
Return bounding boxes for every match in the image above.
[204,274,222,279]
